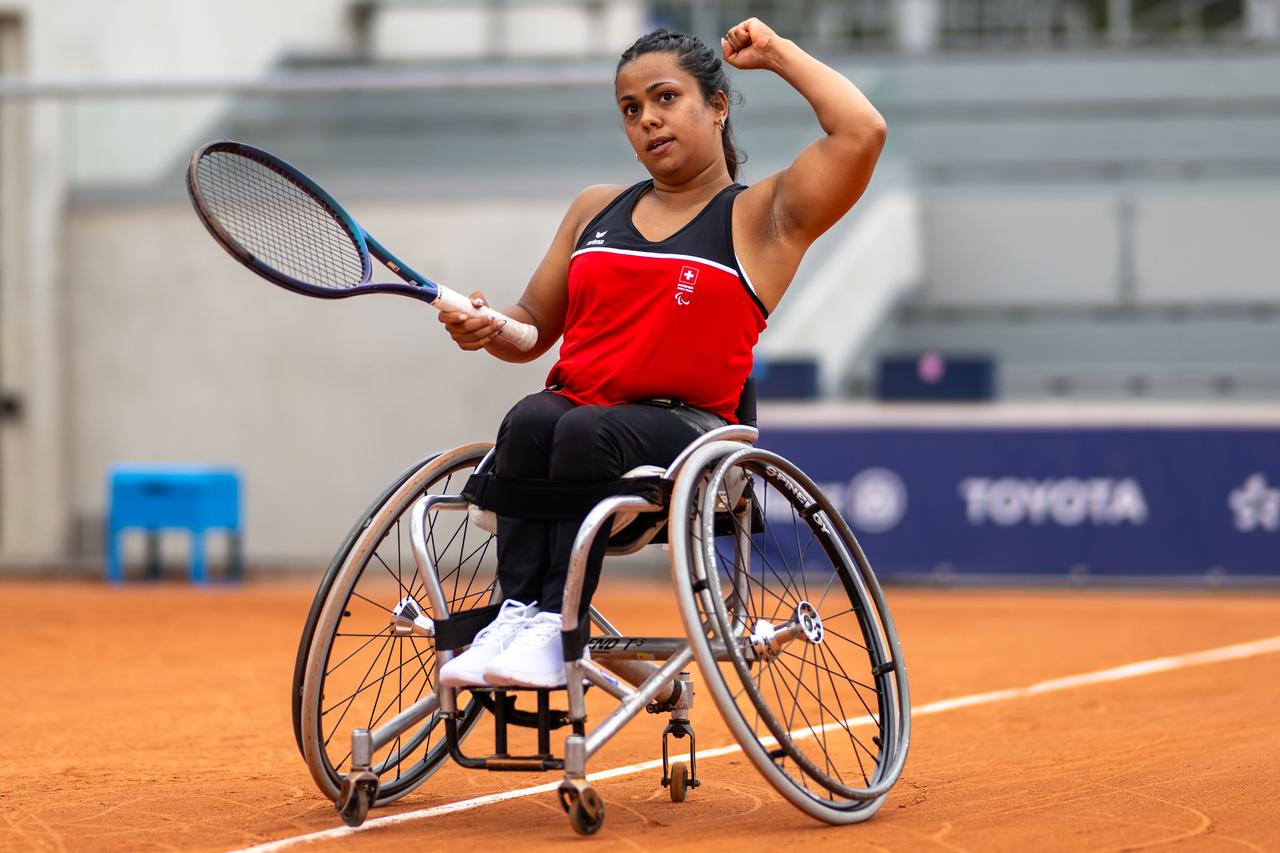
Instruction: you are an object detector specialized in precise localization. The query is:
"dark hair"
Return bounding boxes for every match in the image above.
[617,28,745,181]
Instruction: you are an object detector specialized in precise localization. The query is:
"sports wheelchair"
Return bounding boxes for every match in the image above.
[291,389,910,836]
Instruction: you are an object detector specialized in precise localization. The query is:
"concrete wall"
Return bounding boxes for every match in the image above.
[0,0,356,564]
[65,196,567,566]
[11,0,357,186]
[1136,187,1280,302]
[922,189,1120,305]
[920,182,1280,305]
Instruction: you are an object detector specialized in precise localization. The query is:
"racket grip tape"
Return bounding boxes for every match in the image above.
[431,285,538,353]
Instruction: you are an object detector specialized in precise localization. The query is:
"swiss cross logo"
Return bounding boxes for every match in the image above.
[675,265,698,306]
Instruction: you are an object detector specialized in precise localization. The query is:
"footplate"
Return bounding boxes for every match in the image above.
[446,687,569,771]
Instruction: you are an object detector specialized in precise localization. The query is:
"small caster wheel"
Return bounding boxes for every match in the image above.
[668,761,689,803]
[557,780,605,836]
[335,770,379,828]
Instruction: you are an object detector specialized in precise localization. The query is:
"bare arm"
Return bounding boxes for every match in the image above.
[437,185,623,362]
[725,19,886,247]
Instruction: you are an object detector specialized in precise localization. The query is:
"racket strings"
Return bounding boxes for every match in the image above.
[195,152,366,289]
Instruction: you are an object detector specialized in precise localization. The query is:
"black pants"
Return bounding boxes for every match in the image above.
[494,390,724,617]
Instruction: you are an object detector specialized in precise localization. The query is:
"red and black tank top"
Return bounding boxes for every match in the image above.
[546,180,768,423]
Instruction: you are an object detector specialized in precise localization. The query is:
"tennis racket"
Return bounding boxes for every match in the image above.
[185,140,537,351]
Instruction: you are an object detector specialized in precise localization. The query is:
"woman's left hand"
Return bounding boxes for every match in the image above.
[722,18,784,71]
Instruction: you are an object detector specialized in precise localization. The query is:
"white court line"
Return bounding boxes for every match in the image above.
[231,634,1280,853]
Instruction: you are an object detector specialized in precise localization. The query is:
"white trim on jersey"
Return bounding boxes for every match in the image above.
[570,246,741,280]
[733,252,760,295]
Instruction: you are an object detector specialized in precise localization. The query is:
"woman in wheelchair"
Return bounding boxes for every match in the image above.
[435,19,886,690]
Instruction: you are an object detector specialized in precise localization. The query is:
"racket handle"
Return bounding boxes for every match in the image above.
[431,285,538,353]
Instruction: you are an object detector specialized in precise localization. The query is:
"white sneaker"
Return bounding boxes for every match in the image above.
[437,599,538,688]
[483,611,590,689]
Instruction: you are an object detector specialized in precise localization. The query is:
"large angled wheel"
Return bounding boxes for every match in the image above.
[296,442,497,805]
[670,443,910,824]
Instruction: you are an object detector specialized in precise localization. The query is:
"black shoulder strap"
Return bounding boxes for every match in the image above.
[724,185,769,318]
[575,180,651,250]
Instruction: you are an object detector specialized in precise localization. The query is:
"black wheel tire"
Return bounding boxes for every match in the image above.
[336,777,375,827]
[291,453,441,757]
[568,787,605,836]
[297,443,496,806]
[670,444,911,825]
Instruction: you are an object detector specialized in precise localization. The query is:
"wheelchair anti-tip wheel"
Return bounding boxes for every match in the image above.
[558,780,605,836]
[672,445,910,824]
[335,769,379,827]
[296,443,497,805]
[668,761,690,803]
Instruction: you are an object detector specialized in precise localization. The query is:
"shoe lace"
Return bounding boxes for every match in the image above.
[519,615,563,644]
[473,599,536,645]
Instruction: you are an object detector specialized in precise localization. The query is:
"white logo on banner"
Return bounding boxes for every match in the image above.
[1229,473,1280,532]
[958,477,1149,527]
[847,468,908,533]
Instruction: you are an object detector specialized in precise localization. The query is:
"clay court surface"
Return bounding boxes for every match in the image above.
[3,578,1279,852]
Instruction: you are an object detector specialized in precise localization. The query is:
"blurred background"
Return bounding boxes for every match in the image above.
[0,0,1276,582]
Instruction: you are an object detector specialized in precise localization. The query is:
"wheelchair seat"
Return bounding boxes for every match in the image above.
[462,377,760,548]
[291,374,910,837]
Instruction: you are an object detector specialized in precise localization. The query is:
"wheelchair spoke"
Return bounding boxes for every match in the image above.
[453,508,471,602]
[322,644,429,732]
[741,572,786,626]
[816,646,867,787]
[428,512,469,583]
[763,663,814,795]
[818,622,870,653]
[817,605,857,623]
[777,651,866,744]
[322,645,436,771]
[719,487,793,603]
[774,653,856,791]
[350,589,397,618]
[408,635,438,761]
[685,450,908,809]
[366,651,432,745]
[456,536,496,610]
[396,615,404,776]
[746,527,806,623]
[367,636,395,732]
[322,631,395,747]
[737,571,800,627]
[814,638,882,728]
[817,644,873,787]
[779,651,870,752]
[784,491,815,603]
[729,495,805,613]
[300,450,496,801]
[804,645,843,790]
[327,626,393,676]
[396,517,405,600]
[814,568,840,615]
[779,647,877,693]
[781,642,808,735]
[371,550,413,600]
[758,478,812,603]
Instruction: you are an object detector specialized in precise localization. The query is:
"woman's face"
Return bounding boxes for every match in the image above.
[615,52,728,183]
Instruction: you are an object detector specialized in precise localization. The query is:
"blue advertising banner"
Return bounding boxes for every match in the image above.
[754,422,1279,583]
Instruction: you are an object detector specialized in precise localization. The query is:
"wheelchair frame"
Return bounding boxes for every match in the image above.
[297,425,910,836]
